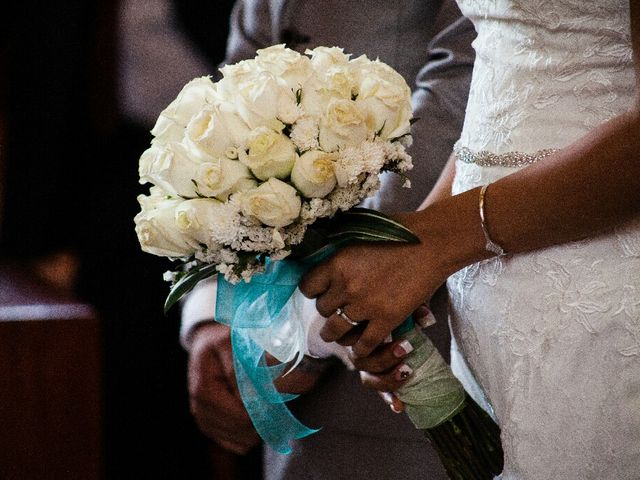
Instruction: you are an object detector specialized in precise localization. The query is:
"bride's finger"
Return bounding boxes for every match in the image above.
[350,339,413,374]
[314,287,343,318]
[352,322,390,358]
[319,307,363,343]
[359,365,411,393]
[336,323,367,346]
[378,391,405,414]
[299,263,332,298]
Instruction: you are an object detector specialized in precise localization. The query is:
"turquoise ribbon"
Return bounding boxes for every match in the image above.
[214,247,415,454]
[215,257,321,454]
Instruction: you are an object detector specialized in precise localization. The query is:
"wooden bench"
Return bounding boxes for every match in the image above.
[0,263,102,479]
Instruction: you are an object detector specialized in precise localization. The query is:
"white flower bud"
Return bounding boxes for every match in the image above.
[239,127,298,180]
[353,60,412,139]
[291,150,337,198]
[255,44,314,89]
[184,106,251,161]
[134,192,197,258]
[150,76,217,139]
[318,99,368,152]
[194,158,256,200]
[306,46,351,72]
[232,71,292,131]
[138,142,200,197]
[174,198,233,249]
[240,178,301,227]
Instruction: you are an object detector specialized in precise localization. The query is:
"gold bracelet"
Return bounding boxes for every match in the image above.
[479,184,506,257]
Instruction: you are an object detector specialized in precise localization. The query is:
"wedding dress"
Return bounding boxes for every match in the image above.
[447,1,640,478]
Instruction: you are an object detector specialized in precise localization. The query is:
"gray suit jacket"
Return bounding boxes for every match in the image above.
[221,1,476,478]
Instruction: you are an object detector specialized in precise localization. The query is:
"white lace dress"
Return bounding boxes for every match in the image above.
[448,1,640,478]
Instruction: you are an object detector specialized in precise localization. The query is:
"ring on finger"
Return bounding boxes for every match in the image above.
[335,307,359,326]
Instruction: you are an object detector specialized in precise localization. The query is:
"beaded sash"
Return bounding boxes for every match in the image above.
[454,145,559,168]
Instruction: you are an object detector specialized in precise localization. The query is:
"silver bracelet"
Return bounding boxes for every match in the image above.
[479,184,507,257]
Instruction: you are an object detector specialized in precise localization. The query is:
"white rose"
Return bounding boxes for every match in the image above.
[306,46,351,72]
[151,76,217,142]
[138,142,200,197]
[233,71,294,130]
[240,178,301,227]
[255,44,314,89]
[174,198,235,249]
[318,99,368,152]
[353,60,412,139]
[193,158,257,200]
[299,66,356,118]
[218,61,296,129]
[291,150,337,198]
[239,127,298,180]
[184,106,251,160]
[134,193,197,258]
[299,48,355,117]
[218,59,258,94]
[323,65,357,98]
[149,115,185,145]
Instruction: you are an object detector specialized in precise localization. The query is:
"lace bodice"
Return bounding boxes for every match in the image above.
[448,1,640,478]
[456,0,634,154]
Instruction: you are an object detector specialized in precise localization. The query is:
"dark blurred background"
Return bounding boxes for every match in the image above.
[0,1,245,478]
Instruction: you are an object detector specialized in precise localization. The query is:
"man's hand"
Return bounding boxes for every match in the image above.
[188,323,260,454]
[271,354,334,394]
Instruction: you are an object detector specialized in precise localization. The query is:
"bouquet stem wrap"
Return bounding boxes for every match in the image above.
[395,324,504,479]
[395,323,466,427]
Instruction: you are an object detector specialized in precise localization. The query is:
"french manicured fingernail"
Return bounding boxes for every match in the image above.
[395,364,413,381]
[417,308,437,328]
[379,391,393,404]
[390,403,402,414]
[393,340,414,358]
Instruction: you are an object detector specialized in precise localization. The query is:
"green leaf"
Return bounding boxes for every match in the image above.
[332,208,420,243]
[292,207,420,260]
[328,227,398,241]
[289,227,330,259]
[389,132,411,143]
[164,263,219,314]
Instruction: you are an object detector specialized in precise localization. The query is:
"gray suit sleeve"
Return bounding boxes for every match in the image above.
[362,8,476,214]
[223,0,274,66]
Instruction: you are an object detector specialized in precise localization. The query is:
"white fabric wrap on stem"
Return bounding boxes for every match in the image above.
[180,279,353,368]
[245,288,354,372]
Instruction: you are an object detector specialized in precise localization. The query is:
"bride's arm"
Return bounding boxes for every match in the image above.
[446,0,640,261]
[428,1,640,262]
[418,152,457,209]
[300,3,640,358]
[418,106,640,283]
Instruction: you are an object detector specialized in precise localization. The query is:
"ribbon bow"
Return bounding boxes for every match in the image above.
[215,258,319,454]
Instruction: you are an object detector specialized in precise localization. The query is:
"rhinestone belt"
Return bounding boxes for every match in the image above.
[455,145,559,168]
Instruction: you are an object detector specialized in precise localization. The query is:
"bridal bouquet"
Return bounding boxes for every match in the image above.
[134,44,503,477]
[135,45,413,286]
[134,44,415,448]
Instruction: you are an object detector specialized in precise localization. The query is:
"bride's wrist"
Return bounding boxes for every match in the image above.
[415,186,494,277]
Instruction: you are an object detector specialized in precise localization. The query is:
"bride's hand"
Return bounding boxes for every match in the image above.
[349,339,413,414]
[350,338,415,392]
[299,212,448,357]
